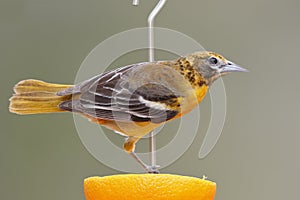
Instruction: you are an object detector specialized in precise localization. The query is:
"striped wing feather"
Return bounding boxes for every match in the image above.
[58,63,181,123]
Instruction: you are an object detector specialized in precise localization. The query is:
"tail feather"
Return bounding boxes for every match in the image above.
[9,79,73,115]
[13,79,72,94]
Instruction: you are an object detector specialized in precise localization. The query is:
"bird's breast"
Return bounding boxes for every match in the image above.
[178,84,209,118]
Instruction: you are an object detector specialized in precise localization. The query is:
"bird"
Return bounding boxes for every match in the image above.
[9,51,247,173]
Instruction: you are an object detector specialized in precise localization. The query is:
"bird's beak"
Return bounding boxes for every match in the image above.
[220,62,249,74]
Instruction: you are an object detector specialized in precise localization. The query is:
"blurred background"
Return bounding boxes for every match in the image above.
[1,0,300,199]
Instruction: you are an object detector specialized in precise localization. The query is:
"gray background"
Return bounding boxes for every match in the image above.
[1,0,300,199]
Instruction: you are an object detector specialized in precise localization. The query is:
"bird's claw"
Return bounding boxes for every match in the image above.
[146,165,160,174]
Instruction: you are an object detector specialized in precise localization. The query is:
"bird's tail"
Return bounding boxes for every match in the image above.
[9,79,73,114]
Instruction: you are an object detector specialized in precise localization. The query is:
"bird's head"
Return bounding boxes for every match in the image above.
[186,51,248,85]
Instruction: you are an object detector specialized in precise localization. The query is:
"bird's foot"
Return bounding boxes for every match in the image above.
[146,165,160,174]
[129,152,161,173]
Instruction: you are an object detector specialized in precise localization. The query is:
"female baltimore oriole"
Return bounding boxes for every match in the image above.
[9,51,247,173]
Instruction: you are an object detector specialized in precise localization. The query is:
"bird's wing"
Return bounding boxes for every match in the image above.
[56,63,138,96]
[59,62,189,123]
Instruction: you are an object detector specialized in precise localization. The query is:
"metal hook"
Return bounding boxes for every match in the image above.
[132,0,167,62]
[132,0,167,170]
[147,0,167,62]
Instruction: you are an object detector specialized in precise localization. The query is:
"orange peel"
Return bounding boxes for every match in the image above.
[84,174,216,200]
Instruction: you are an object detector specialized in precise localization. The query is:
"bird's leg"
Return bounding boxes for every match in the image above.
[124,136,160,173]
[129,152,160,173]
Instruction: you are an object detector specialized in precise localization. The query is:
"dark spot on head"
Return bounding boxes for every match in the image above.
[198,80,206,87]
[186,65,194,71]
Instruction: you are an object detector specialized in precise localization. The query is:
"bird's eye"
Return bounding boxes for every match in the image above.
[209,57,219,65]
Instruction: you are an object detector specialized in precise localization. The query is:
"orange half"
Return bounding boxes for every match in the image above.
[84,174,216,200]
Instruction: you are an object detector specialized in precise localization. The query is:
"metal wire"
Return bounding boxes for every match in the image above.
[148,0,167,62]
[132,0,167,169]
[132,0,139,6]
